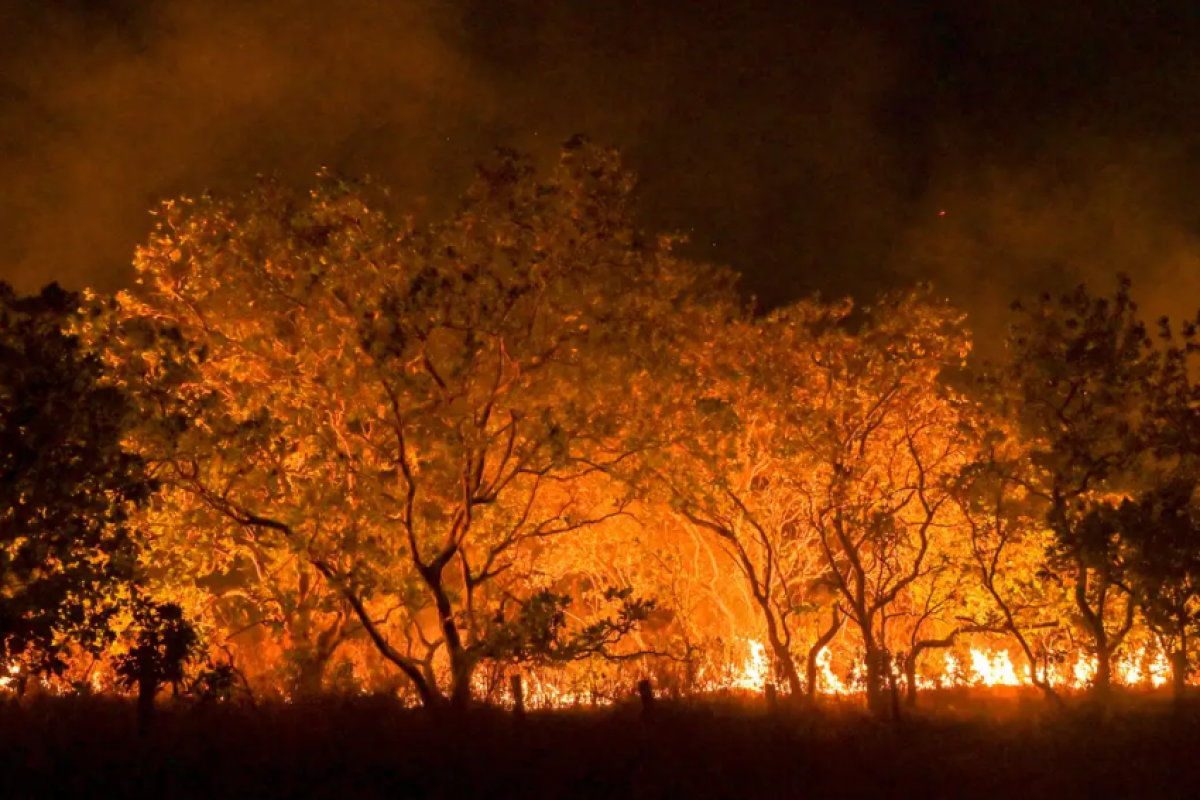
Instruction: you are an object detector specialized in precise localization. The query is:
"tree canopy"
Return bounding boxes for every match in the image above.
[0,282,151,672]
[6,143,1200,713]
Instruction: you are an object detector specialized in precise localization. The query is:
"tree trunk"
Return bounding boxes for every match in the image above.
[448,655,475,713]
[805,607,842,701]
[422,561,474,714]
[755,595,803,698]
[902,634,960,708]
[1092,646,1113,701]
[1073,559,1134,706]
[293,651,331,698]
[1171,649,1188,702]
[903,653,919,708]
[638,679,656,720]
[863,644,888,717]
[510,674,526,720]
[449,680,472,712]
[769,638,804,699]
[137,674,157,736]
[887,657,902,724]
[804,649,824,702]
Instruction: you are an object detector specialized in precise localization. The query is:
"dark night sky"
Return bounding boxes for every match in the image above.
[3,0,1200,333]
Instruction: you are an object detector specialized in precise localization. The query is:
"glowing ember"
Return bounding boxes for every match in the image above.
[0,662,18,691]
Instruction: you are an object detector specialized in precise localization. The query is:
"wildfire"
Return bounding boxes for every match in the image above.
[1115,648,1170,688]
[968,649,1021,687]
[0,638,1180,707]
[727,640,770,692]
[708,640,1179,700]
[814,647,853,695]
[517,672,617,709]
[1070,656,1096,687]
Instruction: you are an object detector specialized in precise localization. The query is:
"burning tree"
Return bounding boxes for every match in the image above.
[40,131,1200,711]
[952,419,1070,705]
[651,292,974,713]
[789,291,973,716]
[652,305,834,698]
[104,140,713,709]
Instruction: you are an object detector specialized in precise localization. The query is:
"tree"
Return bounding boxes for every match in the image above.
[893,541,972,708]
[114,597,199,732]
[1113,478,1200,699]
[1112,314,1200,700]
[0,283,151,674]
[952,420,1070,707]
[1000,280,1154,701]
[105,140,703,709]
[652,304,834,700]
[654,291,973,714]
[789,291,972,716]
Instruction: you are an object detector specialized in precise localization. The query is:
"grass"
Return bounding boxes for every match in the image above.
[2,691,1199,799]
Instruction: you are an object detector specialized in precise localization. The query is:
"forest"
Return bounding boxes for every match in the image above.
[4,140,1200,734]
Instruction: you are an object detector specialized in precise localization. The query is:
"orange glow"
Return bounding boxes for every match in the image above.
[727,639,770,693]
[968,648,1021,687]
[815,647,854,695]
[0,662,18,692]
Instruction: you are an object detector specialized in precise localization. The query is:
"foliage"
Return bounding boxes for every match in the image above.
[481,587,655,665]
[0,282,152,673]
[113,598,200,694]
[995,280,1157,697]
[102,140,714,708]
[188,660,243,704]
[16,138,1200,710]
[649,301,840,697]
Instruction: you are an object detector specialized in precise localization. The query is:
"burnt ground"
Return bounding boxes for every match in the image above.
[1,692,1197,799]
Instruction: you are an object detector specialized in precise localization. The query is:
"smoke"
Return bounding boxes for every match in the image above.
[0,0,493,292]
[0,0,920,303]
[2,0,1198,338]
[897,136,1200,344]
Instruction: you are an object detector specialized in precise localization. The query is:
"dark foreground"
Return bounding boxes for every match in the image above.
[2,693,1199,799]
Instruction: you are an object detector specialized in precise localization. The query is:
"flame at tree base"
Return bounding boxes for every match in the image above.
[0,638,1180,706]
[705,639,1175,699]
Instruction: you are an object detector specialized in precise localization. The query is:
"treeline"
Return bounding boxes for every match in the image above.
[3,140,1200,717]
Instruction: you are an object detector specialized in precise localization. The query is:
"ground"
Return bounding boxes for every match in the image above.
[1,692,1197,798]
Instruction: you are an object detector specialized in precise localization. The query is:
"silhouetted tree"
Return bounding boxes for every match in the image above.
[0,282,151,675]
[952,431,1069,708]
[1116,312,1200,699]
[1111,479,1200,699]
[1000,279,1154,701]
[114,597,199,731]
